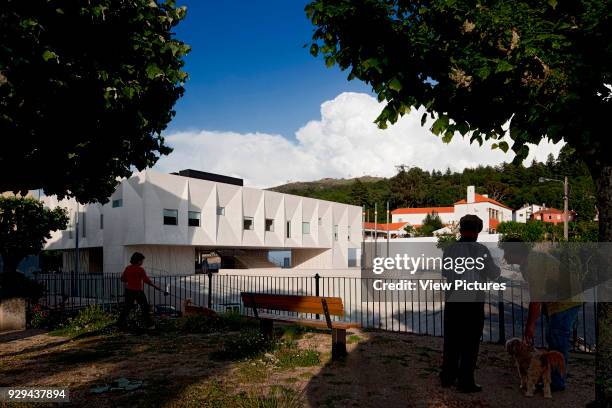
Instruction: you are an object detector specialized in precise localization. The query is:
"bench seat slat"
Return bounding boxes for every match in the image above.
[241,293,344,316]
[255,313,360,329]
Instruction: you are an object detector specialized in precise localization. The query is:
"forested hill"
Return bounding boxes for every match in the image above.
[269,146,597,223]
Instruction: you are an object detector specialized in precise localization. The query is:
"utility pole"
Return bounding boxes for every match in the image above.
[563,176,569,241]
[386,201,390,257]
[75,203,80,274]
[374,202,378,257]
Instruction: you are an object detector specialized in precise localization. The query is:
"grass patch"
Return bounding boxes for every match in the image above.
[347,335,361,344]
[210,330,274,361]
[275,347,320,369]
[236,361,269,383]
[49,305,116,338]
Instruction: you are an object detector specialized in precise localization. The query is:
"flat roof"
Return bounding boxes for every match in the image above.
[172,169,243,186]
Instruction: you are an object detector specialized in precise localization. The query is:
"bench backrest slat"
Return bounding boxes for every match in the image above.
[240,292,344,316]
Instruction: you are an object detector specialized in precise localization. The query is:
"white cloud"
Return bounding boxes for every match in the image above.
[155,92,564,188]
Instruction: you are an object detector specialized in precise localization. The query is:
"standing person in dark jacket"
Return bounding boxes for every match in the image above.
[439,215,500,392]
[117,252,167,330]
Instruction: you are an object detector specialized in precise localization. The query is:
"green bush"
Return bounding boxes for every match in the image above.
[177,311,256,334]
[210,329,274,361]
[0,272,45,301]
[51,305,115,337]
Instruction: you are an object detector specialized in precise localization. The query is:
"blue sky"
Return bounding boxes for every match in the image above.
[156,0,563,187]
[168,0,371,139]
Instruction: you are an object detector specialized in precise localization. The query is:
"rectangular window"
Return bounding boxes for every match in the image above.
[347,226,351,241]
[188,211,201,227]
[163,209,178,225]
[112,199,122,208]
[243,216,254,230]
[217,206,225,216]
[333,225,339,241]
[265,219,274,232]
[286,221,291,238]
[348,248,357,267]
[81,212,86,238]
[100,214,104,230]
[302,222,310,235]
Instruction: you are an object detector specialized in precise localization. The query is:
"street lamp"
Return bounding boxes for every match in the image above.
[538,176,569,240]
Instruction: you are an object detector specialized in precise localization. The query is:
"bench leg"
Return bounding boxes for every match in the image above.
[260,319,273,339]
[331,328,347,360]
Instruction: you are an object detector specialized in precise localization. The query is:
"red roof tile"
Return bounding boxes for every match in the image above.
[363,222,410,231]
[454,194,511,210]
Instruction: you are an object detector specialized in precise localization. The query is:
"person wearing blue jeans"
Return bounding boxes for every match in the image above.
[544,305,580,390]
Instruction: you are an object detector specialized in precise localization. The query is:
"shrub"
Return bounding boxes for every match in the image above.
[0,272,45,301]
[51,305,115,337]
[177,311,256,334]
[211,329,274,361]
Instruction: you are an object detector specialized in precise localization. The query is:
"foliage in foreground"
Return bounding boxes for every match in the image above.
[50,305,116,338]
[0,197,68,276]
[1,0,190,202]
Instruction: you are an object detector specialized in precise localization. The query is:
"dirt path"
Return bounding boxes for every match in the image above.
[0,328,595,407]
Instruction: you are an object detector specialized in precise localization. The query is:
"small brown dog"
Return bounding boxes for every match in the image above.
[505,337,565,398]
[183,299,217,317]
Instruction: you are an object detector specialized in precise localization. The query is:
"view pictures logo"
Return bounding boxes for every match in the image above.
[372,254,488,275]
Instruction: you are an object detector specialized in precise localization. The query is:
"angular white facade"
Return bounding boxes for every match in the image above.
[43,170,362,275]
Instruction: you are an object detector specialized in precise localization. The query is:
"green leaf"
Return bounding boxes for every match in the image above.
[495,60,514,74]
[430,115,449,136]
[498,141,510,152]
[421,112,427,127]
[42,50,58,62]
[309,44,319,57]
[548,0,558,9]
[442,130,454,143]
[145,64,163,79]
[388,78,402,92]
[325,56,335,68]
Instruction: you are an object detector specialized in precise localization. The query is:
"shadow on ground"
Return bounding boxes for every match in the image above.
[304,330,596,408]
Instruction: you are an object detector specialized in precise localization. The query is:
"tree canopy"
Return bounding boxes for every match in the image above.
[0,196,68,274]
[0,0,190,202]
[306,0,610,169]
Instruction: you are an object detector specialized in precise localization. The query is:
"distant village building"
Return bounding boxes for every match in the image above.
[531,207,576,224]
[385,186,512,234]
[513,204,546,223]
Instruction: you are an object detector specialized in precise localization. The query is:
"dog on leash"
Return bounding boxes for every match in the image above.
[505,337,565,398]
[183,299,217,317]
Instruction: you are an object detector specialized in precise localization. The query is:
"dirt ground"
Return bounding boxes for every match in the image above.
[0,328,595,407]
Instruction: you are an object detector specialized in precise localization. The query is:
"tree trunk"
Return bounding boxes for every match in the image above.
[592,165,612,406]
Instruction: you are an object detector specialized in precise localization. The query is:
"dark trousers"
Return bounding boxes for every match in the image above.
[440,301,485,386]
[118,289,152,327]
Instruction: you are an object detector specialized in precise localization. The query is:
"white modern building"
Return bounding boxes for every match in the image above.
[43,169,362,275]
[390,186,513,234]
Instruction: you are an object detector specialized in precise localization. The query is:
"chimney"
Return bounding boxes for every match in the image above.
[467,186,475,204]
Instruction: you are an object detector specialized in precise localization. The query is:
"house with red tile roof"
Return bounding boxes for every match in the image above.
[530,207,576,224]
[387,186,513,234]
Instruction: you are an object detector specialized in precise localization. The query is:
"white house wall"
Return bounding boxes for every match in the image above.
[43,170,362,273]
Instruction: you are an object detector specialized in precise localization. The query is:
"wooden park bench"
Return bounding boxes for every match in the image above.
[240,292,359,360]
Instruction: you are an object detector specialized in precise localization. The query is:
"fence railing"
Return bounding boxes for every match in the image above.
[34,272,597,353]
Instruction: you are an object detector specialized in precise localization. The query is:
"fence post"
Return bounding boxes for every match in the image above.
[315,273,320,320]
[207,271,213,309]
[497,289,506,344]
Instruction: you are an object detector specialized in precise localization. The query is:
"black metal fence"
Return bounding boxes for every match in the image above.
[34,272,597,353]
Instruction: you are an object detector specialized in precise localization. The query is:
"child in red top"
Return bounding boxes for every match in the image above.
[117,252,167,330]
